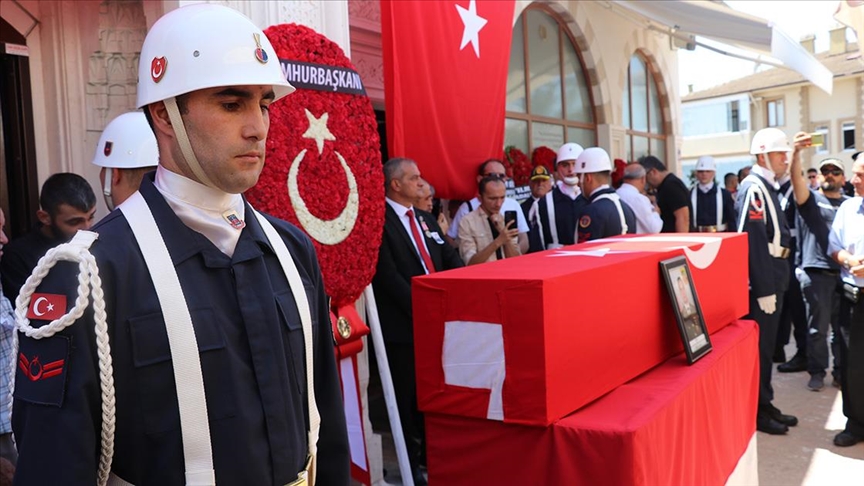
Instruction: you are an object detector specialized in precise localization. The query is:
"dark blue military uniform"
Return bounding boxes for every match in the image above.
[796,190,848,381]
[776,179,808,367]
[12,175,350,485]
[691,184,736,231]
[736,172,792,411]
[576,187,637,242]
[527,185,587,252]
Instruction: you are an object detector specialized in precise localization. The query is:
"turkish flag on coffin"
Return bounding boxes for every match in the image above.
[381,0,516,200]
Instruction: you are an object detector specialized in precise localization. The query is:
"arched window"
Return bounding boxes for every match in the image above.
[505,6,596,154]
[622,53,666,162]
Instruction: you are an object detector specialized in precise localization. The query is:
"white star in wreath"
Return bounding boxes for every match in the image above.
[302,109,336,155]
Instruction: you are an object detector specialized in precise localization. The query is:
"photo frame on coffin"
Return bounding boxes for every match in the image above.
[660,256,712,364]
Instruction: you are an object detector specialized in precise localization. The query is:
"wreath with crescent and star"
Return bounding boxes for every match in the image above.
[246,23,384,309]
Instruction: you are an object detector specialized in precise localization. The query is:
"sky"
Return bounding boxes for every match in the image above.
[678,1,858,94]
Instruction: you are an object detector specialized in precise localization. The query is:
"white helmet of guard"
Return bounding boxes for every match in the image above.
[92,112,158,169]
[750,128,793,155]
[136,3,294,108]
[556,143,584,164]
[574,147,613,174]
[695,155,716,171]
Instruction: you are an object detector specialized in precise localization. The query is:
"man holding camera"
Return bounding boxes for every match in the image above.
[458,176,523,265]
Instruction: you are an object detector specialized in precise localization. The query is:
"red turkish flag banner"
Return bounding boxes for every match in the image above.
[26,293,67,321]
[382,0,516,200]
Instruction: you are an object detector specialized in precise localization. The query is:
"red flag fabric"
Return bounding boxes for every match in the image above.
[382,0,516,200]
[26,293,67,321]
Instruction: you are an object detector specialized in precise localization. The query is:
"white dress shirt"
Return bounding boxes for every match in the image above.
[617,183,662,234]
[386,197,433,274]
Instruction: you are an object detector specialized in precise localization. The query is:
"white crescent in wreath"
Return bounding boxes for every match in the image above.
[287,148,359,245]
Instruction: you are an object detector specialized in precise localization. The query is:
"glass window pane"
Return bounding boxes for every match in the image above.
[531,122,564,151]
[563,39,592,124]
[505,118,529,153]
[566,126,595,148]
[622,70,631,129]
[633,136,649,160]
[507,17,526,113]
[527,10,562,118]
[651,138,666,162]
[624,134,632,163]
[648,72,662,135]
[630,56,648,133]
[777,100,785,126]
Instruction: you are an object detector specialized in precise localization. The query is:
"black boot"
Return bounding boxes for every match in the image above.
[765,403,798,427]
[757,413,788,435]
[777,351,807,373]
[772,346,786,364]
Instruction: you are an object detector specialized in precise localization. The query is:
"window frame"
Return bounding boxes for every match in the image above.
[623,53,667,163]
[504,4,597,154]
[810,121,830,155]
[840,118,857,152]
[765,97,785,128]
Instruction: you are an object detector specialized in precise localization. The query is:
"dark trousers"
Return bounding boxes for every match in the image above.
[800,269,843,378]
[840,295,864,436]
[384,343,426,470]
[750,289,786,407]
[777,256,808,355]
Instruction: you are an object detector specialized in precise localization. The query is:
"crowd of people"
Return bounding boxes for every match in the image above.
[0,6,862,485]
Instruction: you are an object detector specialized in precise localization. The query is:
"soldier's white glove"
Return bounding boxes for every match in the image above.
[757,294,777,315]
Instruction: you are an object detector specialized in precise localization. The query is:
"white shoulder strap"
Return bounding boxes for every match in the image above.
[690,188,698,227]
[120,192,216,485]
[544,190,558,247]
[252,209,321,466]
[594,193,629,235]
[715,186,723,227]
[738,175,781,249]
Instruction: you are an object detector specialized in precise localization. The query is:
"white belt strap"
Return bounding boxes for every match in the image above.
[691,186,723,227]
[594,193,628,235]
[543,190,558,248]
[737,175,782,253]
[252,210,321,469]
[779,184,794,212]
[120,192,215,486]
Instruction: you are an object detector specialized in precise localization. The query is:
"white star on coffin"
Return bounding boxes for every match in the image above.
[302,109,336,155]
[456,0,488,58]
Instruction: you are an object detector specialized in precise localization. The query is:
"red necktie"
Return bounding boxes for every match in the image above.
[406,209,436,274]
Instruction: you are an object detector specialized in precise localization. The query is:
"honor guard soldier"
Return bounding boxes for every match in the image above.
[574,147,636,242]
[11,4,349,485]
[788,150,849,392]
[91,112,159,211]
[690,155,736,232]
[736,127,799,436]
[528,142,588,251]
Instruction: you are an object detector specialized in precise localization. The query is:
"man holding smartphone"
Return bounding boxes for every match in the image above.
[457,176,523,265]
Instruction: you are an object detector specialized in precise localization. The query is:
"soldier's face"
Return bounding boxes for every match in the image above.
[695,170,715,185]
[764,152,789,178]
[176,85,276,194]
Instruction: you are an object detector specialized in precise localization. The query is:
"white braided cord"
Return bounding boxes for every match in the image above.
[6,233,115,486]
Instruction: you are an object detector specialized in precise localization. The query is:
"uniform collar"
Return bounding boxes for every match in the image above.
[698,181,715,193]
[588,185,615,201]
[750,164,778,187]
[138,173,270,267]
[556,180,581,199]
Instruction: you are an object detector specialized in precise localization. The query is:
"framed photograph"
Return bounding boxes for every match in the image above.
[660,256,712,364]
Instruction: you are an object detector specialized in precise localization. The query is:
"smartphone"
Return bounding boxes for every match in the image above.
[809,132,824,147]
[504,210,517,228]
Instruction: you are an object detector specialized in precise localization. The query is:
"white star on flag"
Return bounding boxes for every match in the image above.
[455,0,487,58]
[302,109,336,155]
[47,303,54,312]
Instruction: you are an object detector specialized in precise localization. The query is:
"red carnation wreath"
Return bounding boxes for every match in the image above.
[246,24,384,308]
[504,146,532,186]
[532,146,556,173]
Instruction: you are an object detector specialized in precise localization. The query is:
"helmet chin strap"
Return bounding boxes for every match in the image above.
[102,167,115,212]
[164,97,218,189]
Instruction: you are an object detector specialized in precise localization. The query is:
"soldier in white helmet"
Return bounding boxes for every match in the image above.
[12,4,349,485]
[735,127,802,436]
[690,155,736,232]
[573,147,636,242]
[92,112,158,211]
[527,142,588,251]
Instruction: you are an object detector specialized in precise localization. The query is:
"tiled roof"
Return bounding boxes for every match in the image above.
[683,44,864,101]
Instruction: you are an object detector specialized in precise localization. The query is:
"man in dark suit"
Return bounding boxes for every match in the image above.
[373,157,464,484]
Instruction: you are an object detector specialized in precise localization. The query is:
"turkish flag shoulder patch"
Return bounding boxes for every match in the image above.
[26,293,67,321]
[15,334,71,407]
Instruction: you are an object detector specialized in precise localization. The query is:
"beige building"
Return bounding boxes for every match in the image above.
[681,26,863,181]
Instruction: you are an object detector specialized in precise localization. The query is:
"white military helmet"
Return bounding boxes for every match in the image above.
[750,128,793,155]
[136,4,294,190]
[574,147,613,174]
[137,4,294,108]
[556,142,584,164]
[695,155,716,171]
[92,112,158,169]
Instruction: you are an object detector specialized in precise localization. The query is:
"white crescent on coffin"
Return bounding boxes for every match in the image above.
[287,148,359,245]
[602,235,723,269]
